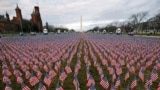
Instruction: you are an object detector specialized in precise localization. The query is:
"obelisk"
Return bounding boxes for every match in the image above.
[80,16,82,32]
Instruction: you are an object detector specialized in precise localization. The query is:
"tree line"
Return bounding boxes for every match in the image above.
[88,11,160,34]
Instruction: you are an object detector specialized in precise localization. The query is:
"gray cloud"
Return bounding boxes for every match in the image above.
[0,0,160,31]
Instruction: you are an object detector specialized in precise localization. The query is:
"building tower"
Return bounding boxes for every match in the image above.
[31,6,43,32]
[15,4,22,21]
[5,12,10,22]
[46,22,48,29]
[14,4,23,31]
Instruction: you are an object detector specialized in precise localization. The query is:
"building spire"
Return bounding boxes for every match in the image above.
[16,3,20,9]
[6,11,8,15]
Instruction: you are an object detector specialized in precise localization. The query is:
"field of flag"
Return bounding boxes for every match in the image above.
[0,33,160,90]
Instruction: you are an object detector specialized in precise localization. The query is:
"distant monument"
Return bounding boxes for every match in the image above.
[80,16,82,32]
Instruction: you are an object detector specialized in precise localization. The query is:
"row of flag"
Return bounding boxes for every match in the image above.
[0,33,160,90]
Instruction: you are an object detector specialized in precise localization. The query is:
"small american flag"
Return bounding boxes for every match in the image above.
[157,86,160,90]
[43,73,52,87]
[21,83,30,90]
[100,75,109,89]
[111,83,115,90]
[73,75,80,90]
[3,69,12,76]
[17,75,23,84]
[112,72,116,82]
[125,70,129,81]
[116,64,122,75]
[115,76,121,89]
[38,82,46,90]
[49,69,56,79]
[88,84,96,90]
[5,82,12,90]
[130,76,137,89]
[43,64,49,72]
[56,81,64,90]
[29,73,39,86]
[146,59,152,68]
[37,71,42,80]
[144,75,152,88]
[59,70,67,82]
[87,74,95,86]
[65,65,72,74]
[138,68,144,82]
[151,68,158,82]
[3,74,11,84]
[157,59,160,69]
[25,70,31,79]
[130,65,135,74]
[13,69,22,77]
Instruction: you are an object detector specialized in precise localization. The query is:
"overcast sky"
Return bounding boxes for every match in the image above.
[0,0,160,31]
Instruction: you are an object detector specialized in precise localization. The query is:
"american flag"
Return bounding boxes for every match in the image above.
[38,82,46,90]
[54,63,59,72]
[108,66,114,75]
[17,75,23,84]
[111,83,115,90]
[115,64,122,75]
[13,69,22,77]
[25,70,31,79]
[130,65,135,74]
[5,82,12,90]
[100,73,104,79]
[100,75,109,89]
[43,64,49,72]
[157,85,160,90]
[97,65,103,75]
[87,74,95,87]
[86,70,90,80]
[56,81,64,90]
[21,83,30,90]
[73,75,80,90]
[115,76,121,88]
[43,73,52,87]
[29,73,39,86]
[138,68,144,82]
[88,84,96,90]
[3,74,11,84]
[146,59,152,68]
[65,65,72,74]
[59,70,67,82]
[125,70,129,81]
[37,71,42,80]
[49,69,56,79]
[151,68,158,82]
[156,59,160,70]
[112,72,116,82]
[144,75,152,88]
[3,69,12,76]
[130,76,137,89]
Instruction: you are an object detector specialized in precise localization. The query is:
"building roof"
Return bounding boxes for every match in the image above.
[15,4,20,10]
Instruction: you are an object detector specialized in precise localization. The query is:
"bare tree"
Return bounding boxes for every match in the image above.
[129,11,148,33]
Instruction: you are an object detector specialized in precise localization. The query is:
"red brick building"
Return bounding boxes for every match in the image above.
[0,4,22,33]
[0,5,43,33]
[31,6,43,32]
